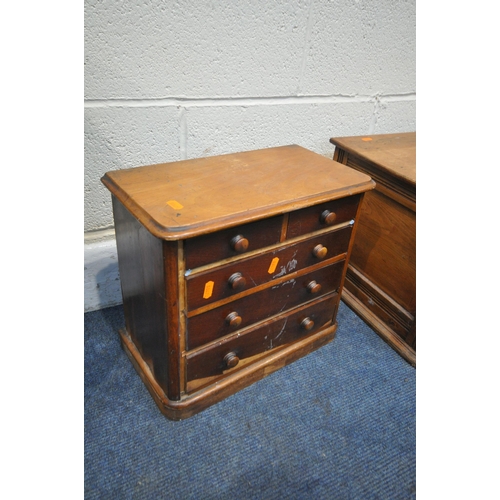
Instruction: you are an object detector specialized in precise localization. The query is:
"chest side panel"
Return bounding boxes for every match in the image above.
[112,196,171,393]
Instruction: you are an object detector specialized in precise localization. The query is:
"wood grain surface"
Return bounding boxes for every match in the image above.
[102,145,374,240]
[330,132,415,185]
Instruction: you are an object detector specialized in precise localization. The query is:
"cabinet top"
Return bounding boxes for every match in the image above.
[101,144,375,240]
[329,132,416,186]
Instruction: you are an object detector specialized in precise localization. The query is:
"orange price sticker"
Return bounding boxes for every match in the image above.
[167,200,183,210]
[203,281,214,299]
[267,257,280,274]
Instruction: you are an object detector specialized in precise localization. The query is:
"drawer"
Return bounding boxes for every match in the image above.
[286,195,360,239]
[186,260,345,349]
[186,225,352,310]
[186,293,339,382]
[184,215,283,270]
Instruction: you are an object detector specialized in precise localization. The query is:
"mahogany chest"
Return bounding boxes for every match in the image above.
[101,145,375,419]
[329,133,416,366]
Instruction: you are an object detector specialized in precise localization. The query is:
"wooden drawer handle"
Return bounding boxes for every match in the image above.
[320,210,337,225]
[306,280,322,294]
[225,312,242,328]
[300,317,315,331]
[228,272,246,290]
[230,235,249,252]
[223,352,240,369]
[312,244,328,259]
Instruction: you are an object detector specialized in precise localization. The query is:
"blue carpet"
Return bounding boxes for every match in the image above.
[85,301,415,499]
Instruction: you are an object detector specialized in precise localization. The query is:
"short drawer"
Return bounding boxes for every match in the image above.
[185,225,352,310]
[286,195,360,239]
[186,260,345,349]
[186,293,339,382]
[184,215,283,270]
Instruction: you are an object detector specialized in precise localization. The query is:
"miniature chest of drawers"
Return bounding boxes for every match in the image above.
[330,133,416,366]
[101,145,375,420]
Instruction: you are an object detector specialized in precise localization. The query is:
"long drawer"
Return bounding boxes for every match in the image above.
[185,225,352,310]
[186,260,345,349]
[185,293,339,382]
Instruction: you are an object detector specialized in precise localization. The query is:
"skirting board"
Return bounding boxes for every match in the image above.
[84,231,122,312]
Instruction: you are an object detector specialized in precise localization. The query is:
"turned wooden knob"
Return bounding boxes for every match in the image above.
[230,235,249,252]
[225,312,242,328]
[312,244,328,259]
[228,272,246,290]
[307,280,322,294]
[300,317,315,331]
[320,210,337,225]
[223,352,240,369]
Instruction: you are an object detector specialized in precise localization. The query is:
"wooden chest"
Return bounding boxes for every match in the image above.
[329,133,416,366]
[101,145,375,420]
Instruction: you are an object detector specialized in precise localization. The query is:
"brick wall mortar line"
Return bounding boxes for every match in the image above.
[84,93,415,109]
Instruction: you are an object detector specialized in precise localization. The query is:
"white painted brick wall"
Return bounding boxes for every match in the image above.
[84,0,416,311]
[184,100,375,159]
[84,105,181,231]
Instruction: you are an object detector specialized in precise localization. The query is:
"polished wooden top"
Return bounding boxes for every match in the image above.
[102,145,375,240]
[329,132,416,186]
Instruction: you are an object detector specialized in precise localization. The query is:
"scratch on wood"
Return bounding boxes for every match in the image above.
[272,318,288,346]
[286,258,298,272]
[273,252,298,279]
[273,267,287,279]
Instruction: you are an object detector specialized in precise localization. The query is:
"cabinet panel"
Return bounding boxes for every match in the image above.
[349,189,415,311]
[330,132,416,366]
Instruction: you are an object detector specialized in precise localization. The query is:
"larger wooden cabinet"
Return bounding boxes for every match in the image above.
[329,133,416,366]
[102,145,375,419]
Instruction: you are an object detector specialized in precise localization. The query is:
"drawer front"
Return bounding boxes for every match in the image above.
[186,293,339,382]
[186,225,352,310]
[287,195,360,239]
[184,215,283,270]
[186,260,345,349]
